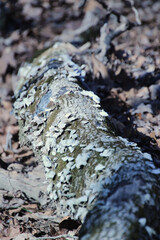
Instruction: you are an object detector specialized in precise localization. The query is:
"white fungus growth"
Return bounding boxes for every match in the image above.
[81,90,100,103]
[95,164,105,171]
[76,152,91,168]
[138,218,147,227]
[13,43,160,238]
[100,149,114,157]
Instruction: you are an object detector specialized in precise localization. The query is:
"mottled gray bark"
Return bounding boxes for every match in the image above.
[14,43,160,239]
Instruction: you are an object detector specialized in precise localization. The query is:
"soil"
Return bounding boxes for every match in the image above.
[0,0,160,239]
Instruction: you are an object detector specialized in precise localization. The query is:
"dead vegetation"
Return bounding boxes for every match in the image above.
[0,0,160,239]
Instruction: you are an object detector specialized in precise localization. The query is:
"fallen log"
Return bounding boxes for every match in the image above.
[14,43,160,239]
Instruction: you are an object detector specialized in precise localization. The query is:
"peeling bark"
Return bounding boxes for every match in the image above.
[14,43,160,239]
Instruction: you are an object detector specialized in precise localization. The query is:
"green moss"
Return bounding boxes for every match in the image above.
[29,46,51,63]
[70,166,86,197]
[44,107,60,134]
[46,76,55,85]
[29,90,41,114]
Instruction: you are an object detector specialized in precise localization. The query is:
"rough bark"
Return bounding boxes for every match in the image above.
[14,43,160,239]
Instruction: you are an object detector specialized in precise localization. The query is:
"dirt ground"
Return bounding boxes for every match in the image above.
[0,0,160,239]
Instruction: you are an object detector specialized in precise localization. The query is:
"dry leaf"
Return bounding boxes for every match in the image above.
[91,54,111,85]
[132,103,153,114]
[156,139,160,148]
[150,131,156,140]
[22,3,42,20]
[136,55,146,68]
[0,47,16,75]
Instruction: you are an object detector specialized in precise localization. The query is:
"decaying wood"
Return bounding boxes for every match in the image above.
[14,43,160,239]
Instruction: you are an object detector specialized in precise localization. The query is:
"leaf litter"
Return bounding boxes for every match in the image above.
[0,0,160,239]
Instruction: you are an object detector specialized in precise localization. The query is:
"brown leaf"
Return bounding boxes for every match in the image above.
[23,3,42,20]
[1,225,20,240]
[0,47,16,75]
[0,58,8,75]
[156,139,160,148]
[150,131,156,140]
[6,125,19,135]
[136,112,142,120]
[132,103,153,114]
[1,154,15,164]
[136,87,149,100]
[40,26,55,39]
[1,100,12,111]
[91,54,111,86]
[84,0,102,12]
[137,127,148,135]
[136,55,146,68]
[15,42,28,54]
[10,30,20,42]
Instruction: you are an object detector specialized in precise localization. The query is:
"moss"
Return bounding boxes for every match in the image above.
[18,119,30,146]
[44,107,60,134]
[54,155,67,175]
[28,46,51,63]
[70,166,86,198]
[46,76,55,85]
[27,75,55,114]
[28,90,41,114]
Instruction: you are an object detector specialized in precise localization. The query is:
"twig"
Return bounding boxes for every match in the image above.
[5,130,12,151]
[128,0,141,25]
[98,13,140,61]
[96,0,141,61]
[35,234,79,240]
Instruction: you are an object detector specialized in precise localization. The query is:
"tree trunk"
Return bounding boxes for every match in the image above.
[14,43,160,239]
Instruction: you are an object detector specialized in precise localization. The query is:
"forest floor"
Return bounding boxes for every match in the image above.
[0,0,160,239]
